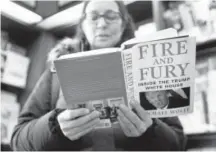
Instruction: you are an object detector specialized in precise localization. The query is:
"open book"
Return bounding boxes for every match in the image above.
[54,29,196,127]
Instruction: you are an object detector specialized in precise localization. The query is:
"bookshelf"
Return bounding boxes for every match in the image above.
[152,1,216,43]
[1,29,30,148]
[151,1,216,150]
[1,16,57,150]
[1,50,30,89]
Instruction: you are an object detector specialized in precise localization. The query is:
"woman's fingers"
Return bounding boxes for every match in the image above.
[69,122,98,141]
[58,109,100,141]
[65,117,100,140]
[119,104,145,132]
[76,117,100,133]
[117,103,153,137]
[130,102,152,124]
[62,111,100,129]
[117,115,130,136]
[57,108,90,122]
[117,110,139,137]
[130,102,153,131]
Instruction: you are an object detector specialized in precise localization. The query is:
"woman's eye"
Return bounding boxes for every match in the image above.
[89,14,98,21]
[107,14,118,20]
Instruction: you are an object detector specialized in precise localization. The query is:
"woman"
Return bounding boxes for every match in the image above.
[11,1,187,151]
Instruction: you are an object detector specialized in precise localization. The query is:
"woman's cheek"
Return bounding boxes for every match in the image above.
[83,22,96,44]
[111,26,123,38]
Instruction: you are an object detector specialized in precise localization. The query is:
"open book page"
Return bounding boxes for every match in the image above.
[57,47,120,60]
[131,36,196,118]
[54,49,127,127]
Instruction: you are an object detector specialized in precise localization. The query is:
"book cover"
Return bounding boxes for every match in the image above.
[130,36,196,117]
[54,48,127,126]
[54,29,196,126]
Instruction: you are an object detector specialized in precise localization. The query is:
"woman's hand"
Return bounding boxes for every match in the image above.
[57,108,100,141]
[117,102,153,137]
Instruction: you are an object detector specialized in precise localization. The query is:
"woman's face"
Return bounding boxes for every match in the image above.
[81,1,125,49]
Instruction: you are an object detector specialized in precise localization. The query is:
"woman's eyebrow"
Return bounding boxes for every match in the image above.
[106,9,119,13]
[85,10,98,14]
[88,10,98,13]
[87,9,119,14]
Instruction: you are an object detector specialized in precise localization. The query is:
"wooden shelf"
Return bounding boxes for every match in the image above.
[1,50,8,56]
[1,81,23,97]
[197,38,216,51]
[1,80,25,90]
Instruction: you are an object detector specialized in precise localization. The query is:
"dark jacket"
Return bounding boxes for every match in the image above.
[11,69,187,151]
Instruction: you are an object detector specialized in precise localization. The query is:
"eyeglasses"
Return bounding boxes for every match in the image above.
[83,11,122,24]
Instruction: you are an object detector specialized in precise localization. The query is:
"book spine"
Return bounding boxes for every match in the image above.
[122,50,134,108]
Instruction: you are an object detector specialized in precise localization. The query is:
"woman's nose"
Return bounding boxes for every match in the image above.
[96,17,108,28]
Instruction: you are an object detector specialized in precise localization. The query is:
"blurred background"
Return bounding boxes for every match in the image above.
[1,0,216,151]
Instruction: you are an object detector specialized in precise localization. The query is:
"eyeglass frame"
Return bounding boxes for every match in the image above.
[81,11,124,24]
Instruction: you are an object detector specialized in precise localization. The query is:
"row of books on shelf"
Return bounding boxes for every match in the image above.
[179,54,216,134]
[1,31,30,145]
[1,91,20,144]
[1,30,30,89]
[162,1,216,43]
[1,31,27,56]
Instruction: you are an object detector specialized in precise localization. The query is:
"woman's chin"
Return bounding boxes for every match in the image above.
[94,42,115,49]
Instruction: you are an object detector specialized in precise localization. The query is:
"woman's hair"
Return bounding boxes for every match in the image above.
[75,1,135,51]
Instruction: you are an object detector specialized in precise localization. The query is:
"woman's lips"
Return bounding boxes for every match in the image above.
[96,34,110,40]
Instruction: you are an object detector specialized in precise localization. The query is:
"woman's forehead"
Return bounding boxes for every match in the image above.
[85,1,119,13]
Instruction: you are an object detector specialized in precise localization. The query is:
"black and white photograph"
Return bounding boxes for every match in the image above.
[75,97,124,123]
[140,87,190,110]
[90,100,109,119]
[1,0,216,151]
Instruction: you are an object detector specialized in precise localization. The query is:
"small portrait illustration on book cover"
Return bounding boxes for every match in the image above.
[140,87,190,110]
